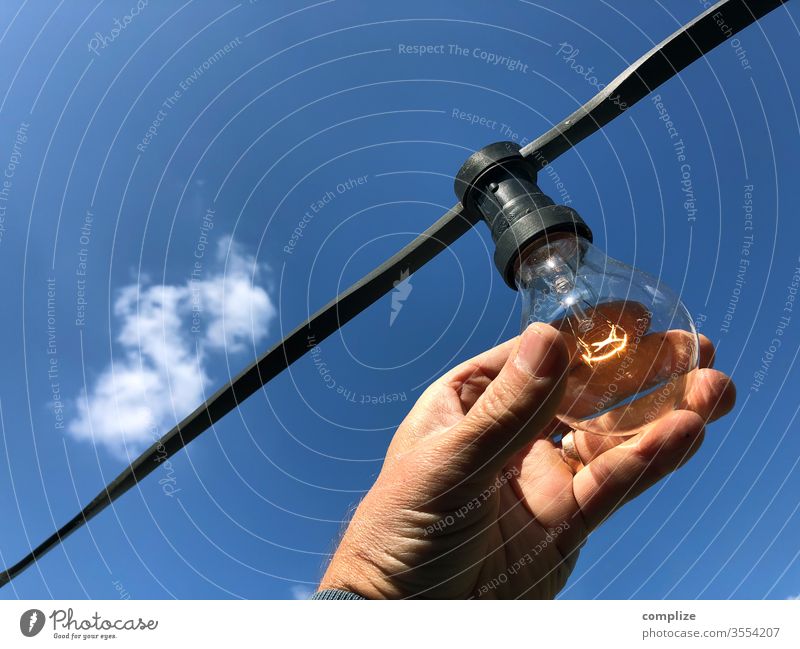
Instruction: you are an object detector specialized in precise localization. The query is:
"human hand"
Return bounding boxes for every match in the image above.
[319,320,735,599]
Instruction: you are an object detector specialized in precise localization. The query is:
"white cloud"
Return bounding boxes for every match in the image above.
[290,584,314,600]
[68,236,275,457]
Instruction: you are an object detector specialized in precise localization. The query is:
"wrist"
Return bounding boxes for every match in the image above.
[319,564,386,600]
[320,546,403,599]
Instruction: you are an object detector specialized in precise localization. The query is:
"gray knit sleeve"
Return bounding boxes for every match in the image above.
[311,589,366,600]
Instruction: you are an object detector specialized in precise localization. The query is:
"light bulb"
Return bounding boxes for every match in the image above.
[455,141,699,437]
[516,232,698,436]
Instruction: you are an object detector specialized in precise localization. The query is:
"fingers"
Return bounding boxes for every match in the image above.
[442,337,520,413]
[569,366,735,464]
[567,336,729,530]
[386,337,519,458]
[441,323,569,477]
[560,329,697,422]
[698,334,715,368]
[680,368,736,422]
[557,330,713,430]
[572,409,706,530]
[508,437,589,552]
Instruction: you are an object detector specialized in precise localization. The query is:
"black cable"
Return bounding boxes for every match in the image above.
[524,0,789,165]
[0,0,789,588]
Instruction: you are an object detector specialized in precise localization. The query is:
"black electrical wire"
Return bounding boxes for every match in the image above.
[0,0,789,588]
[523,0,789,164]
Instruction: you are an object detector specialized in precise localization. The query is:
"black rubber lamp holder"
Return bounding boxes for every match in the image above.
[454,141,593,288]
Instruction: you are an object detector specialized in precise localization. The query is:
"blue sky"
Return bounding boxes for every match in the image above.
[0,0,799,599]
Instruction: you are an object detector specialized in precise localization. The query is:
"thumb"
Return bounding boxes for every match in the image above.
[446,323,569,476]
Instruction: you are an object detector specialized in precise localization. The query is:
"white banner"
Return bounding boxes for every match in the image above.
[1,600,798,647]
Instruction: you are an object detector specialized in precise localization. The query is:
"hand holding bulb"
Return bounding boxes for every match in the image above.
[455,142,702,440]
[319,319,735,599]
[318,142,734,599]
[517,234,701,437]
[321,142,735,598]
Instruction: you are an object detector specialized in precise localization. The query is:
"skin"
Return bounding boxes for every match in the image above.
[319,321,736,599]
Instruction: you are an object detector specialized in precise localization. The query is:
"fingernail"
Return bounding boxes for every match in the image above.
[514,323,563,379]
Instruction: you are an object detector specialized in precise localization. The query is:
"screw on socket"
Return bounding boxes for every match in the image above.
[454,141,592,289]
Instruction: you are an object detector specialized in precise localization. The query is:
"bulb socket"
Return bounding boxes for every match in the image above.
[454,141,592,289]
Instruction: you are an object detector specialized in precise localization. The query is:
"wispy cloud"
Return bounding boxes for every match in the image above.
[68,236,275,457]
[290,584,314,600]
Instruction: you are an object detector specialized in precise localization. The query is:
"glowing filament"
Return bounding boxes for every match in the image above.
[578,323,629,365]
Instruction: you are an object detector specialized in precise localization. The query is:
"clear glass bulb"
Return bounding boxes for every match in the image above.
[516,232,699,437]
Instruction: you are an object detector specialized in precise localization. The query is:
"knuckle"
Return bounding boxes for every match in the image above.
[477,376,520,425]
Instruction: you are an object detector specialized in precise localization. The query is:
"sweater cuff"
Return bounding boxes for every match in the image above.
[311,588,366,600]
